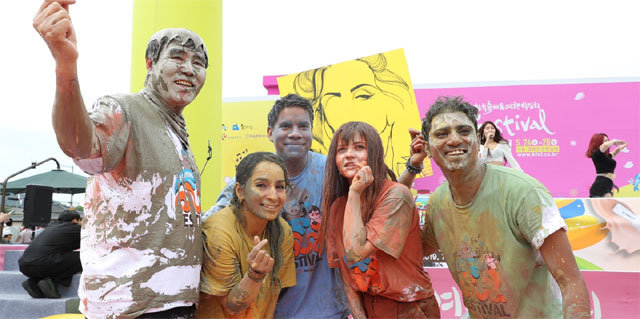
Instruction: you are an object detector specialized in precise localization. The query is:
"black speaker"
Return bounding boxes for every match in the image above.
[23,185,54,227]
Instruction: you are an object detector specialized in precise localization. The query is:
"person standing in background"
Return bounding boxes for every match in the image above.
[17,225,36,244]
[2,218,20,243]
[586,133,626,197]
[477,121,522,171]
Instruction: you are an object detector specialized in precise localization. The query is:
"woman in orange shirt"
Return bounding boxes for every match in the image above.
[319,121,439,318]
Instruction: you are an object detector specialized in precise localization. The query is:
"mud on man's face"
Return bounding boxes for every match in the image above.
[427,111,479,173]
[148,41,206,112]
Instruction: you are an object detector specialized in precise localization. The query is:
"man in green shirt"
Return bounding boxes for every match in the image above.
[402,96,590,318]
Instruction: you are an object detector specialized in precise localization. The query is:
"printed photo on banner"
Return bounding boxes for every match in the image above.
[559,197,640,272]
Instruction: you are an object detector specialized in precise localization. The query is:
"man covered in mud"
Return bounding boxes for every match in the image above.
[33,1,208,317]
[402,96,590,318]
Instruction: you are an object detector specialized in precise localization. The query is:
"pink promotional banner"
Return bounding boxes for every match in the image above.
[428,268,640,319]
[414,81,640,198]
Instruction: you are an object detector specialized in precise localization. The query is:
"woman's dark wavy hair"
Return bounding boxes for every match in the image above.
[318,121,396,253]
[230,152,289,287]
[586,133,609,157]
[478,121,508,144]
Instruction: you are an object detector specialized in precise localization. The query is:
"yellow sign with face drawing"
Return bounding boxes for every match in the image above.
[277,49,431,177]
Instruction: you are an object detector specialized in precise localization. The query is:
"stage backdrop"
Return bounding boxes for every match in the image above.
[414,81,640,198]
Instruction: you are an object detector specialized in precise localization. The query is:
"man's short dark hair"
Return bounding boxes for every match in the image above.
[58,210,82,223]
[421,96,478,140]
[267,94,314,128]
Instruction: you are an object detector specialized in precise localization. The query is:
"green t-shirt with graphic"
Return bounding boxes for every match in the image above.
[422,165,567,318]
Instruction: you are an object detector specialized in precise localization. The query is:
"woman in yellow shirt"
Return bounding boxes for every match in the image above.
[196,152,296,318]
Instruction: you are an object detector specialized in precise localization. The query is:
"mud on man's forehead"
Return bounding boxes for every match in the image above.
[430,112,475,133]
[147,28,208,67]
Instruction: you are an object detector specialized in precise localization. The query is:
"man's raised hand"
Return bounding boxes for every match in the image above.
[33,0,78,69]
[408,128,428,163]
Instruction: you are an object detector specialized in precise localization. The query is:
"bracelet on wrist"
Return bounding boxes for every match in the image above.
[405,158,423,174]
[247,267,265,282]
[247,270,264,282]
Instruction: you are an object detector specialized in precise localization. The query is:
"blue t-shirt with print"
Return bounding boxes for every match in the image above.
[203,152,349,318]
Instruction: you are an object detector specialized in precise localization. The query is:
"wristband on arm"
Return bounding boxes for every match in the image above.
[247,267,265,282]
[405,158,424,174]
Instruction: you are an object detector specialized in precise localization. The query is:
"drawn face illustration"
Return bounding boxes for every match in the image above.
[268,106,313,163]
[309,207,321,223]
[335,133,369,183]
[458,243,475,260]
[427,112,479,173]
[485,254,497,269]
[237,161,287,222]
[281,50,421,175]
[148,42,207,112]
[321,60,402,131]
[283,200,304,221]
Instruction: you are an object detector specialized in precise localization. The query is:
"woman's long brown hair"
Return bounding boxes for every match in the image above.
[318,121,396,253]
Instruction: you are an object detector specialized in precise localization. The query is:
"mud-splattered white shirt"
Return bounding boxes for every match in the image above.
[74,92,202,319]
